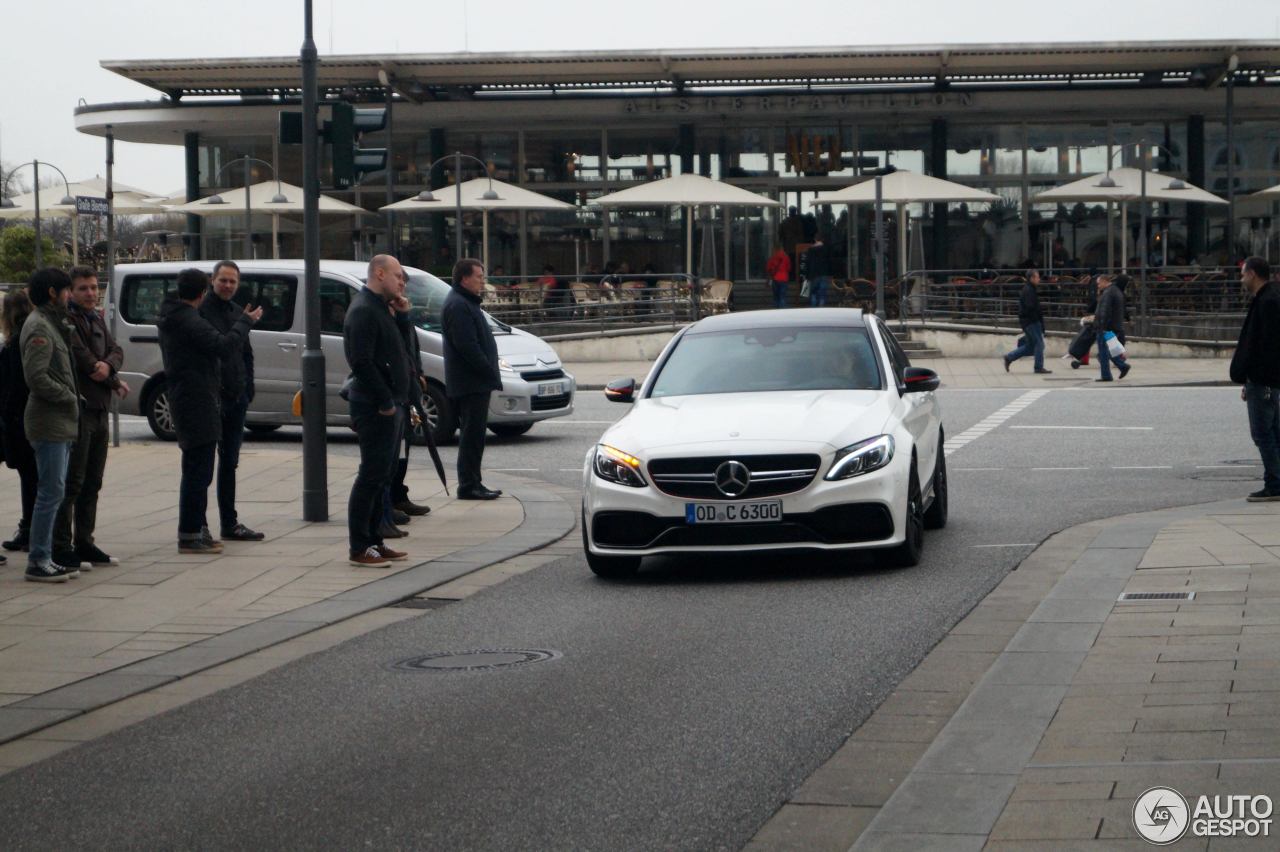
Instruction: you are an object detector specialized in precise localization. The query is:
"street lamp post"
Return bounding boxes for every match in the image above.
[413,151,501,266]
[0,160,75,267]
[203,156,290,259]
[300,0,327,522]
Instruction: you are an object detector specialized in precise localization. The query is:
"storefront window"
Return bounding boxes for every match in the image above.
[523,130,602,184]
[603,127,683,182]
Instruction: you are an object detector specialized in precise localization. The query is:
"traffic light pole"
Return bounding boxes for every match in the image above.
[300,0,328,522]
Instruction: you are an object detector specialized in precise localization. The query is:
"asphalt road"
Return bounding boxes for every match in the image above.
[0,386,1264,850]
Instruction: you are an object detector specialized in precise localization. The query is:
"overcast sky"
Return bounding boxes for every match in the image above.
[2,0,1277,196]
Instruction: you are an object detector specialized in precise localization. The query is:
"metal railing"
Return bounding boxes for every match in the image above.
[482,273,704,336]
[876,268,1248,343]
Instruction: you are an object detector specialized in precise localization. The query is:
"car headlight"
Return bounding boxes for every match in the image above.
[825,435,895,481]
[498,357,515,373]
[593,444,647,487]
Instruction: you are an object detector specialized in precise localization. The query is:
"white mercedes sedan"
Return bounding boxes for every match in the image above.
[581,308,947,579]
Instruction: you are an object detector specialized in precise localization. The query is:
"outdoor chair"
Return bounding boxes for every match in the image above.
[703,279,733,314]
[570,281,602,317]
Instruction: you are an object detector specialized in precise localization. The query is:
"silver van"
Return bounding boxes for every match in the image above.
[109,260,575,442]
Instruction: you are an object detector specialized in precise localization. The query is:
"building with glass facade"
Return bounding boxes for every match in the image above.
[76,42,1280,279]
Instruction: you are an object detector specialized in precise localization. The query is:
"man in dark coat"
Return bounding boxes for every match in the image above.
[342,255,413,567]
[52,267,128,570]
[802,236,834,307]
[1094,273,1132,382]
[441,258,503,500]
[1002,269,1051,374]
[1231,256,1280,501]
[199,260,264,542]
[158,268,260,553]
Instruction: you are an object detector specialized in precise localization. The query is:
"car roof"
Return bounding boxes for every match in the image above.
[109,259,436,282]
[685,307,867,334]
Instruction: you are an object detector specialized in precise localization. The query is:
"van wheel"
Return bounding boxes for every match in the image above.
[245,424,281,434]
[422,383,457,444]
[489,423,533,437]
[145,386,177,442]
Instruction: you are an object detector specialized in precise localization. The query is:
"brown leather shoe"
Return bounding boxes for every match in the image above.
[374,544,408,561]
[349,547,392,568]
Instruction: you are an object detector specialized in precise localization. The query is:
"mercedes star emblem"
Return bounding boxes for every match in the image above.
[714,460,751,497]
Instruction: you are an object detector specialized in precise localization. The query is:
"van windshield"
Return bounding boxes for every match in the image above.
[359,269,509,334]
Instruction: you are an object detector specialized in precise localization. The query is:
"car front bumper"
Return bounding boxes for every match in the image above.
[487,370,576,423]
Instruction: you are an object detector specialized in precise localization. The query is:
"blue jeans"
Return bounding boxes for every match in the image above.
[1006,321,1045,371]
[808,276,831,307]
[771,281,789,308]
[1097,331,1129,380]
[1245,382,1280,492]
[29,440,72,568]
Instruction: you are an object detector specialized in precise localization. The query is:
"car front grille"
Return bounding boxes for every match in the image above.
[531,392,572,411]
[647,454,821,500]
[521,368,565,382]
[591,504,893,550]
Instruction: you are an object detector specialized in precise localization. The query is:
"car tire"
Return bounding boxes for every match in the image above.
[144,385,177,442]
[581,509,641,579]
[488,422,533,438]
[421,383,457,444]
[923,437,948,530]
[886,460,924,568]
[244,424,282,434]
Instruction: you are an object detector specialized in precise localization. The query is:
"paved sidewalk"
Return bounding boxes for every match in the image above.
[566,356,1235,391]
[747,498,1280,851]
[0,441,572,744]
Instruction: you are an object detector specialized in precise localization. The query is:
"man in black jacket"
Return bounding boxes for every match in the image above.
[158,269,261,554]
[1231,256,1280,501]
[442,258,503,500]
[342,255,413,566]
[1094,273,1132,382]
[198,260,264,542]
[52,267,128,570]
[1002,269,1052,374]
[801,236,833,307]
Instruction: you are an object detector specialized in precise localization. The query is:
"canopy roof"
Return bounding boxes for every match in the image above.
[380,177,573,212]
[1030,167,1226,204]
[593,174,779,208]
[812,170,1000,205]
[0,176,165,218]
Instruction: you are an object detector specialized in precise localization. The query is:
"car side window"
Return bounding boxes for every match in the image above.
[235,275,297,332]
[121,274,177,324]
[318,278,353,334]
[877,319,910,384]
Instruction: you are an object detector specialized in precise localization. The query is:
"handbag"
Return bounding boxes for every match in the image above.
[1102,330,1125,358]
[799,279,810,298]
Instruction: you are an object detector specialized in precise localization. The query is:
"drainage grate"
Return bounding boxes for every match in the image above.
[1118,591,1195,601]
[389,649,562,672]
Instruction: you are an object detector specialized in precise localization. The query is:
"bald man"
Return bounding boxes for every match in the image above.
[342,255,412,567]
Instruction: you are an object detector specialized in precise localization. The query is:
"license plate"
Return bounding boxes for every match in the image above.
[538,382,565,396]
[685,500,783,524]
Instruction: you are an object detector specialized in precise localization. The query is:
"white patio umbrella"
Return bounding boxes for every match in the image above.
[0,176,167,264]
[592,173,779,278]
[813,171,1000,281]
[168,181,366,259]
[380,177,573,268]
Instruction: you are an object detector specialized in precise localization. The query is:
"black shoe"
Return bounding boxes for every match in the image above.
[457,487,502,501]
[394,499,431,517]
[201,526,221,547]
[53,550,90,572]
[76,544,118,566]
[1095,377,1114,382]
[1070,360,1081,369]
[391,509,411,526]
[1247,489,1280,502]
[1118,362,1130,380]
[378,522,408,539]
[25,562,71,583]
[2,525,29,552]
[179,538,223,555]
[221,523,265,542]
[1034,368,1053,374]
[1002,357,1011,373]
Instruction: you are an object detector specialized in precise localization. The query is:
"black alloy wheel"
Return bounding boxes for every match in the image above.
[923,434,948,530]
[887,460,924,567]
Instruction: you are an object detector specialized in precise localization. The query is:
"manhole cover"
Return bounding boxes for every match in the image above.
[390,649,562,672]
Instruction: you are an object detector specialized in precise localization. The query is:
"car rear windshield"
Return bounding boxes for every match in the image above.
[649,325,883,397]
[360,270,508,334]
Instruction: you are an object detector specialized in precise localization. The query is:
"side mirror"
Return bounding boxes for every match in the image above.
[604,377,636,403]
[903,366,940,393]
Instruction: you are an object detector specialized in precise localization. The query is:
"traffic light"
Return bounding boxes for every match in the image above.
[327,104,387,189]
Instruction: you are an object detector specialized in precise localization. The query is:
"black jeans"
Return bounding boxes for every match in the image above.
[53,407,109,553]
[348,401,402,553]
[453,392,491,493]
[178,441,217,537]
[217,399,248,530]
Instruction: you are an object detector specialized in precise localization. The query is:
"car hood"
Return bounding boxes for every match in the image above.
[493,327,562,367]
[602,390,894,455]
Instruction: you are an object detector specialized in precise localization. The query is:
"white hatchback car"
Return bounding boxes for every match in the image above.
[581,308,946,578]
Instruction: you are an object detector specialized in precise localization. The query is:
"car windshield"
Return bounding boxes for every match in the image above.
[649,325,883,397]
[359,269,509,334]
